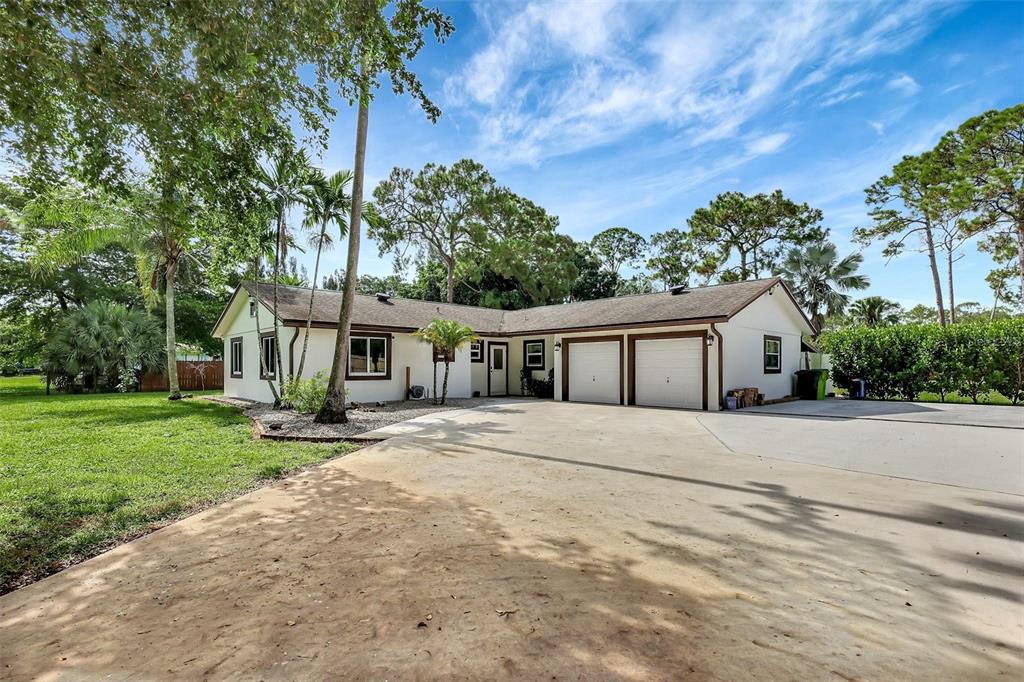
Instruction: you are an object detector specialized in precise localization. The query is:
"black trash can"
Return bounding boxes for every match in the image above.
[794,369,829,400]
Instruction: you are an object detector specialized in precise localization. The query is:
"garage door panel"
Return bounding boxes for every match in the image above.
[568,341,620,404]
[634,338,703,409]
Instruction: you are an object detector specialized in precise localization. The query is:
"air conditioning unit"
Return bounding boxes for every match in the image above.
[408,385,427,400]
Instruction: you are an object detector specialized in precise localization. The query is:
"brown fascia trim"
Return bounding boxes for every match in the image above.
[280,316,731,337]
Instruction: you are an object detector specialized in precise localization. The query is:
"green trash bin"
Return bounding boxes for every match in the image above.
[794,369,829,400]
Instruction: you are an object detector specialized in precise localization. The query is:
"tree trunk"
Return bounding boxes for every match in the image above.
[316,88,369,424]
[296,220,327,380]
[165,260,181,399]
[272,208,284,403]
[432,359,438,405]
[1016,222,1024,304]
[441,359,450,405]
[446,256,455,304]
[278,204,288,262]
[253,258,281,403]
[923,223,946,326]
[947,248,956,324]
[739,250,749,280]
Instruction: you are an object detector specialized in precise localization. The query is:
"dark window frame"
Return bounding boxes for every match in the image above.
[259,331,277,380]
[432,344,455,363]
[347,332,392,381]
[230,337,244,378]
[470,340,484,363]
[249,300,257,318]
[763,335,782,374]
[523,339,545,370]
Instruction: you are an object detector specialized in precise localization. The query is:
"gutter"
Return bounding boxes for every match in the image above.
[288,326,300,380]
[710,322,724,409]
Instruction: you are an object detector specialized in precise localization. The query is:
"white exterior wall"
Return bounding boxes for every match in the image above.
[552,324,720,411]
[220,290,471,403]
[507,335,555,396]
[720,290,805,401]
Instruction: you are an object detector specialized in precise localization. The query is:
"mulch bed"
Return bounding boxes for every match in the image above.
[206,395,513,442]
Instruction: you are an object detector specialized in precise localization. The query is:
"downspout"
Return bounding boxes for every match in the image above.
[710,322,724,409]
[288,326,301,381]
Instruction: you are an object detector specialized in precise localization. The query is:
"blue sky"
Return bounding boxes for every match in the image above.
[298,0,1024,309]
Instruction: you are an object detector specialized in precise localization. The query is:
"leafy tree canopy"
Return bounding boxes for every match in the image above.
[686,190,825,282]
[590,227,647,275]
[646,228,693,289]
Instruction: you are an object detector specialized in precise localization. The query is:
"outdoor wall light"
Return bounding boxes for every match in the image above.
[553,341,562,352]
[706,335,714,347]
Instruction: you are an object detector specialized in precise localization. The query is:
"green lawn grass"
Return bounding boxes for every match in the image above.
[0,376,355,593]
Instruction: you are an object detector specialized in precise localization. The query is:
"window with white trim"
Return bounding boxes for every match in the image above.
[524,340,545,370]
[350,336,388,376]
[763,335,781,374]
[260,335,277,379]
[230,338,243,377]
[470,341,483,363]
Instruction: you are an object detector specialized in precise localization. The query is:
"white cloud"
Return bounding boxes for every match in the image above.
[819,72,874,107]
[746,133,791,155]
[445,1,950,166]
[868,120,885,136]
[886,73,920,95]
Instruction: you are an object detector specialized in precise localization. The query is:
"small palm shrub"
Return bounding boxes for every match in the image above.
[41,300,164,392]
[282,370,332,413]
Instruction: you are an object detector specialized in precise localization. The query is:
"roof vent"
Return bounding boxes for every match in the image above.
[669,284,688,296]
[376,292,391,302]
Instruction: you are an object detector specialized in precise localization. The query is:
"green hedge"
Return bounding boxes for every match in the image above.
[820,319,1024,404]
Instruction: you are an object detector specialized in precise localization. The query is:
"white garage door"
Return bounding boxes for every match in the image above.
[634,338,703,409]
[568,341,620,404]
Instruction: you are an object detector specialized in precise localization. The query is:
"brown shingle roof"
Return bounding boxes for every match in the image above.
[225,278,792,336]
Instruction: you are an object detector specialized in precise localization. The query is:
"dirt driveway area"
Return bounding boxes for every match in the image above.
[1,401,1021,680]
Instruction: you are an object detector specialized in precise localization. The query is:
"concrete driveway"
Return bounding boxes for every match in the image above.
[1,401,1021,680]
[742,397,1024,429]
[699,404,1024,495]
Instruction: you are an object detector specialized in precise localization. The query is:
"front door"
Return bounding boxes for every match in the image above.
[489,343,507,396]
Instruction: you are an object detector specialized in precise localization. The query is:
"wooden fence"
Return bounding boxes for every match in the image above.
[141,360,224,392]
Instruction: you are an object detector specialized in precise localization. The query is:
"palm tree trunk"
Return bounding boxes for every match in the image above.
[165,260,181,399]
[432,359,438,405]
[441,359,450,405]
[296,221,327,381]
[947,248,956,324]
[317,84,369,424]
[272,208,284,403]
[923,223,946,326]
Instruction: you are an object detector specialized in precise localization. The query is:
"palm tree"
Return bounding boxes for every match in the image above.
[849,296,902,327]
[774,241,869,331]
[295,169,352,379]
[257,148,313,403]
[413,318,477,405]
[28,184,198,399]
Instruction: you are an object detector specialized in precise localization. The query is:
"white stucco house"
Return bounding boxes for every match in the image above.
[211,277,816,411]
